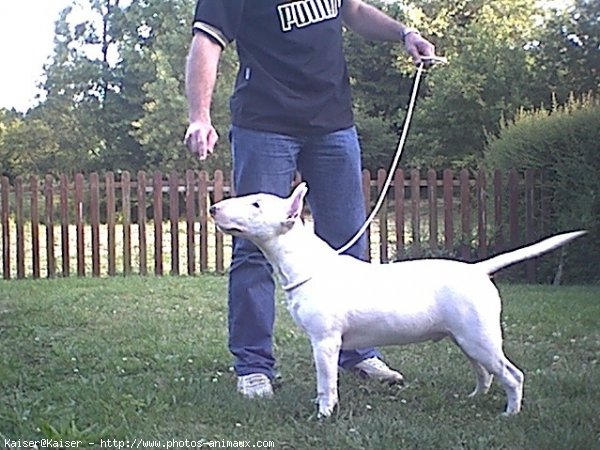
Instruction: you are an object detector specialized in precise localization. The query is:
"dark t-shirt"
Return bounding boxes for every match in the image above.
[193,0,354,136]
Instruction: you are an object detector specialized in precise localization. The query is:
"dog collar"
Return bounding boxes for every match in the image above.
[282,276,313,292]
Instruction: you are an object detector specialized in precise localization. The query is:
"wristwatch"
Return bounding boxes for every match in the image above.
[402,27,420,43]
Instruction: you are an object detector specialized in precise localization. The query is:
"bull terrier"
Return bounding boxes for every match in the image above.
[210,182,585,418]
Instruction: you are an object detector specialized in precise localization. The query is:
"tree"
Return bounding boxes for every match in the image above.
[400,0,545,168]
[128,0,236,173]
[529,0,600,103]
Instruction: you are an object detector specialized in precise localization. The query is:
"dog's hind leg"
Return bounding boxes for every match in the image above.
[450,336,493,398]
[455,336,523,415]
[467,358,493,398]
[495,358,524,416]
[310,335,342,419]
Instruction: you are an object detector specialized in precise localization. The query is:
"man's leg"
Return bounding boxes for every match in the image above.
[297,126,382,369]
[228,126,300,381]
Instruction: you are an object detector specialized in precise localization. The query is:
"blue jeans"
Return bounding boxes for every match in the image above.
[228,125,381,379]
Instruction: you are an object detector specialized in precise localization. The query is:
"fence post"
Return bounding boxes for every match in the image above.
[30,175,40,278]
[15,176,25,279]
[169,171,180,276]
[394,169,405,260]
[410,169,421,257]
[153,170,163,276]
[427,169,438,254]
[186,170,196,276]
[493,170,504,253]
[75,173,85,277]
[60,175,70,277]
[90,173,100,277]
[477,169,487,259]
[137,171,148,276]
[460,169,471,260]
[199,170,209,272]
[45,175,55,278]
[122,171,132,276]
[1,176,10,279]
[106,172,116,277]
[443,169,454,253]
[377,169,388,263]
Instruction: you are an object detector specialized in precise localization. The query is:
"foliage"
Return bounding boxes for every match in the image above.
[0,0,599,177]
[484,93,600,283]
[403,0,544,168]
[529,0,600,103]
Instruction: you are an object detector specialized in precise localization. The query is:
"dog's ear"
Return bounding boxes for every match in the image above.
[287,182,308,219]
[282,182,308,231]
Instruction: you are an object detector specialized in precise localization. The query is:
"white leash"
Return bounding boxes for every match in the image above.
[336,56,447,255]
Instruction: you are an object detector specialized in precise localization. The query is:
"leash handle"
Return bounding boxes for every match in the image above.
[420,55,448,65]
[335,56,446,255]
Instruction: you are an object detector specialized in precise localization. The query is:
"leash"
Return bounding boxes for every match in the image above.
[335,55,447,255]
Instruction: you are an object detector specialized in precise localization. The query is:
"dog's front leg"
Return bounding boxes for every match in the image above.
[311,335,342,419]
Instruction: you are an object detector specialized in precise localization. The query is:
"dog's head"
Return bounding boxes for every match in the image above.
[210,182,308,242]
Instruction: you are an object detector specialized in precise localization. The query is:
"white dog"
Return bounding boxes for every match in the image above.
[210,182,585,418]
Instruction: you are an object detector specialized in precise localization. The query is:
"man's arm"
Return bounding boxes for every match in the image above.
[341,0,435,65]
[184,32,223,160]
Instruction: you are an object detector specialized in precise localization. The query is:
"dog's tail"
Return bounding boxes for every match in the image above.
[474,230,587,275]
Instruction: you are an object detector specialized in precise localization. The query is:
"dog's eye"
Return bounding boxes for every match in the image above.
[251,201,260,209]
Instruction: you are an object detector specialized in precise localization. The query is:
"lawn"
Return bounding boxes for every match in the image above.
[0,277,599,449]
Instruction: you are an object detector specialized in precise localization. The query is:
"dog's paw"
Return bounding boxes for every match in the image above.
[317,402,338,420]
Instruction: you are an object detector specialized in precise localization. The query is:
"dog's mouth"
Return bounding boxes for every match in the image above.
[216,224,244,235]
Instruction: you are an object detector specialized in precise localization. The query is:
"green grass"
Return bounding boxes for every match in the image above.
[1,277,599,449]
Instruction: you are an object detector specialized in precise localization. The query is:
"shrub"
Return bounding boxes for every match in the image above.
[484,93,600,283]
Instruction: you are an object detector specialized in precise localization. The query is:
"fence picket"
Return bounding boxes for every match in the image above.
[122,171,132,275]
[199,170,209,272]
[1,176,10,279]
[75,173,85,277]
[443,169,454,253]
[169,171,180,276]
[477,169,487,259]
[394,169,405,259]
[185,170,196,276]
[427,169,437,254]
[15,177,25,279]
[377,169,388,263]
[493,170,504,253]
[90,173,100,277]
[45,175,55,278]
[107,172,116,277]
[410,169,420,257]
[30,176,40,278]
[60,175,70,277]
[153,170,163,276]
[137,170,147,275]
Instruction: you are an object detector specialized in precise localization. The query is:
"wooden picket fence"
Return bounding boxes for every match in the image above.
[0,168,550,281]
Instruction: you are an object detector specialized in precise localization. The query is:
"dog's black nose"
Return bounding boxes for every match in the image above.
[209,205,217,216]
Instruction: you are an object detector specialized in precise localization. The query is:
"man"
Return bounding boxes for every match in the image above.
[185,0,436,398]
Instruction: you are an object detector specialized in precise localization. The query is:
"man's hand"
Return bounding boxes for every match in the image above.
[184,120,219,160]
[404,32,436,66]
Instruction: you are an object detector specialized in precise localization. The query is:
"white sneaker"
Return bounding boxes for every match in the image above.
[352,357,404,385]
[236,373,274,399]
